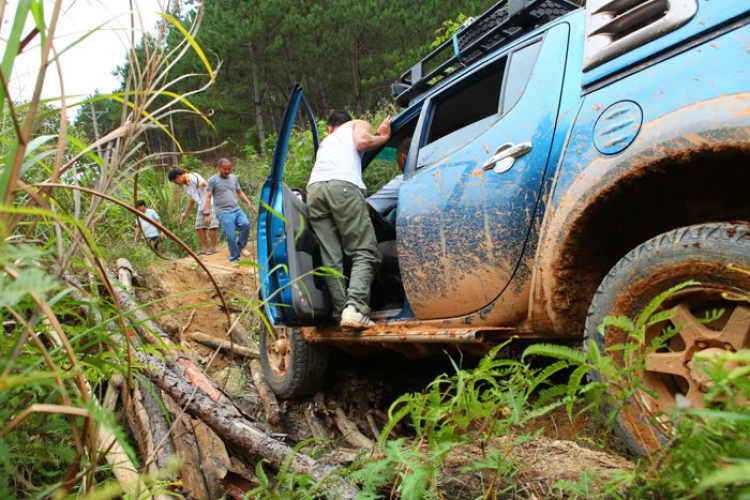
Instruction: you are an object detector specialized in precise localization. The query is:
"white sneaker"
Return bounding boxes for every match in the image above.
[339,305,375,330]
[240,248,252,257]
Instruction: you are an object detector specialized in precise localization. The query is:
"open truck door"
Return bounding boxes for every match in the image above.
[257,85,331,326]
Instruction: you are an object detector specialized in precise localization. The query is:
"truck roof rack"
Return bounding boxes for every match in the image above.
[392,0,580,108]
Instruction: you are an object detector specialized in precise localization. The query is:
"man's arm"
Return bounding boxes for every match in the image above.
[352,116,391,152]
[133,224,140,242]
[238,189,257,214]
[203,190,213,225]
[181,199,195,223]
[152,213,165,239]
[204,190,212,214]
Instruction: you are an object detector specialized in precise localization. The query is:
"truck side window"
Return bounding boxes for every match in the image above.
[417,57,508,168]
[502,39,542,114]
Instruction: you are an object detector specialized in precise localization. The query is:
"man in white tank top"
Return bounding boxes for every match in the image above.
[307,111,391,329]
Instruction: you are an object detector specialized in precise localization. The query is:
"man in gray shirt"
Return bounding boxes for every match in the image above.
[205,158,257,263]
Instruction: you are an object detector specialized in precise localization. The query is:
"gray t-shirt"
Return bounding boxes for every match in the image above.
[207,173,241,216]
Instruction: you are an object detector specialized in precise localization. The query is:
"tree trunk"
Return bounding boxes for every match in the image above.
[248,41,267,159]
[349,38,362,115]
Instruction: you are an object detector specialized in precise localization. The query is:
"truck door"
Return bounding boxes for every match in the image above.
[397,23,569,319]
[258,85,331,325]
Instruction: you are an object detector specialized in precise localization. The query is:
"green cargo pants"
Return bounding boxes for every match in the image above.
[307,180,381,318]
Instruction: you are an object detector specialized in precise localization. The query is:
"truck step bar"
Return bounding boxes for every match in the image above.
[302,325,515,344]
[391,0,579,108]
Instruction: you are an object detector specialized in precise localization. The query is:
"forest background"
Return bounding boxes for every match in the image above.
[66,0,509,264]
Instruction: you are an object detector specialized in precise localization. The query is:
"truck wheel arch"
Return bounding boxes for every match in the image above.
[531,93,750,337]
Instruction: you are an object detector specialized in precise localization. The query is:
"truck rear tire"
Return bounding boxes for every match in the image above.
[585,223,750,455]
[259,323,329,399]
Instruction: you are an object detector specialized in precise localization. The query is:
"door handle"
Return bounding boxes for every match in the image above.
[482,141,532,173]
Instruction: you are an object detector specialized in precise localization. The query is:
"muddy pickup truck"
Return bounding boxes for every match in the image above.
[257,0,750,454]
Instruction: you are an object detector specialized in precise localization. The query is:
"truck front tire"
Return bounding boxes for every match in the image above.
[585,222,750,455]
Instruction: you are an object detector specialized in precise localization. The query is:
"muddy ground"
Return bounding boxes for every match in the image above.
[135,245,633,497]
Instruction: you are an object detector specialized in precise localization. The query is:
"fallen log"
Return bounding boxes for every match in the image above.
[132,382,157,473]
[187,331,260,359]
[193,418,232,496]
[250,360,282,426]
[163,394,229,500]
[110,261,357,498]
[99,375,142,496]
[62,273,171,497]
[332,406,375,451]
[145,351,355,497]
[112,260,175,349]
[137,380,175,472]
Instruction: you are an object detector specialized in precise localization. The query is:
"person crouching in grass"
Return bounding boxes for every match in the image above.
[134,200,164,251]
[168,168,218,256]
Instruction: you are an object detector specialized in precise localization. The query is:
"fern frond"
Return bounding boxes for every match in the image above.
[635,280,699,328]
[597,315,636,337]
[523,344,587,364]
[523,399,565,423]
[477,338,514,371]
[646,308,675,326]
[526,360,569,395]
[566,365,589,420]
[380,403,416,449]
[537,384,568,404]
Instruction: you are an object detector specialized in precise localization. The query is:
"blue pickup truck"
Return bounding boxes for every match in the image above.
[258,0,750,454]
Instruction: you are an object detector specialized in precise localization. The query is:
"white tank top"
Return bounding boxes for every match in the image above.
[307,122,365,190]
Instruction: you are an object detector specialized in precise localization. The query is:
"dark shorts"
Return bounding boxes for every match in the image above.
[148,236,160,252]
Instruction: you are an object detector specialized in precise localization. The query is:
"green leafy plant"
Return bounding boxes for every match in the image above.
[352,340,566,498]
[538,277,750,499]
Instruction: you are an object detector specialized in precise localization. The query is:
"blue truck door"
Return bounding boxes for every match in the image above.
[397,23,570,320]
[258,85,322,325]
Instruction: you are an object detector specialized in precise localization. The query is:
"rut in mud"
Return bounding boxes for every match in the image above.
[137,246,632,497]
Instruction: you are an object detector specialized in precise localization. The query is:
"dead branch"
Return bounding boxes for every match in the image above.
[324,448,386,465]
[332,406,375,450]
[250,360,282,426]
[303,403,328,440]
[227,314,253,347]
[103,374,122,411]
[187,331,260,359]
[179,309,197,337]
[365,412,381,441]
[313,392,335,430]
[356,393,381,441]
[221,459,260,499]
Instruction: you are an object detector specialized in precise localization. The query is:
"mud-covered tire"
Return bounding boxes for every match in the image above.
[585,223,750,456]
[258,322,329,399]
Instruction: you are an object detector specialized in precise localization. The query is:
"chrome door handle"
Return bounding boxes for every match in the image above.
[482,141,532,173]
